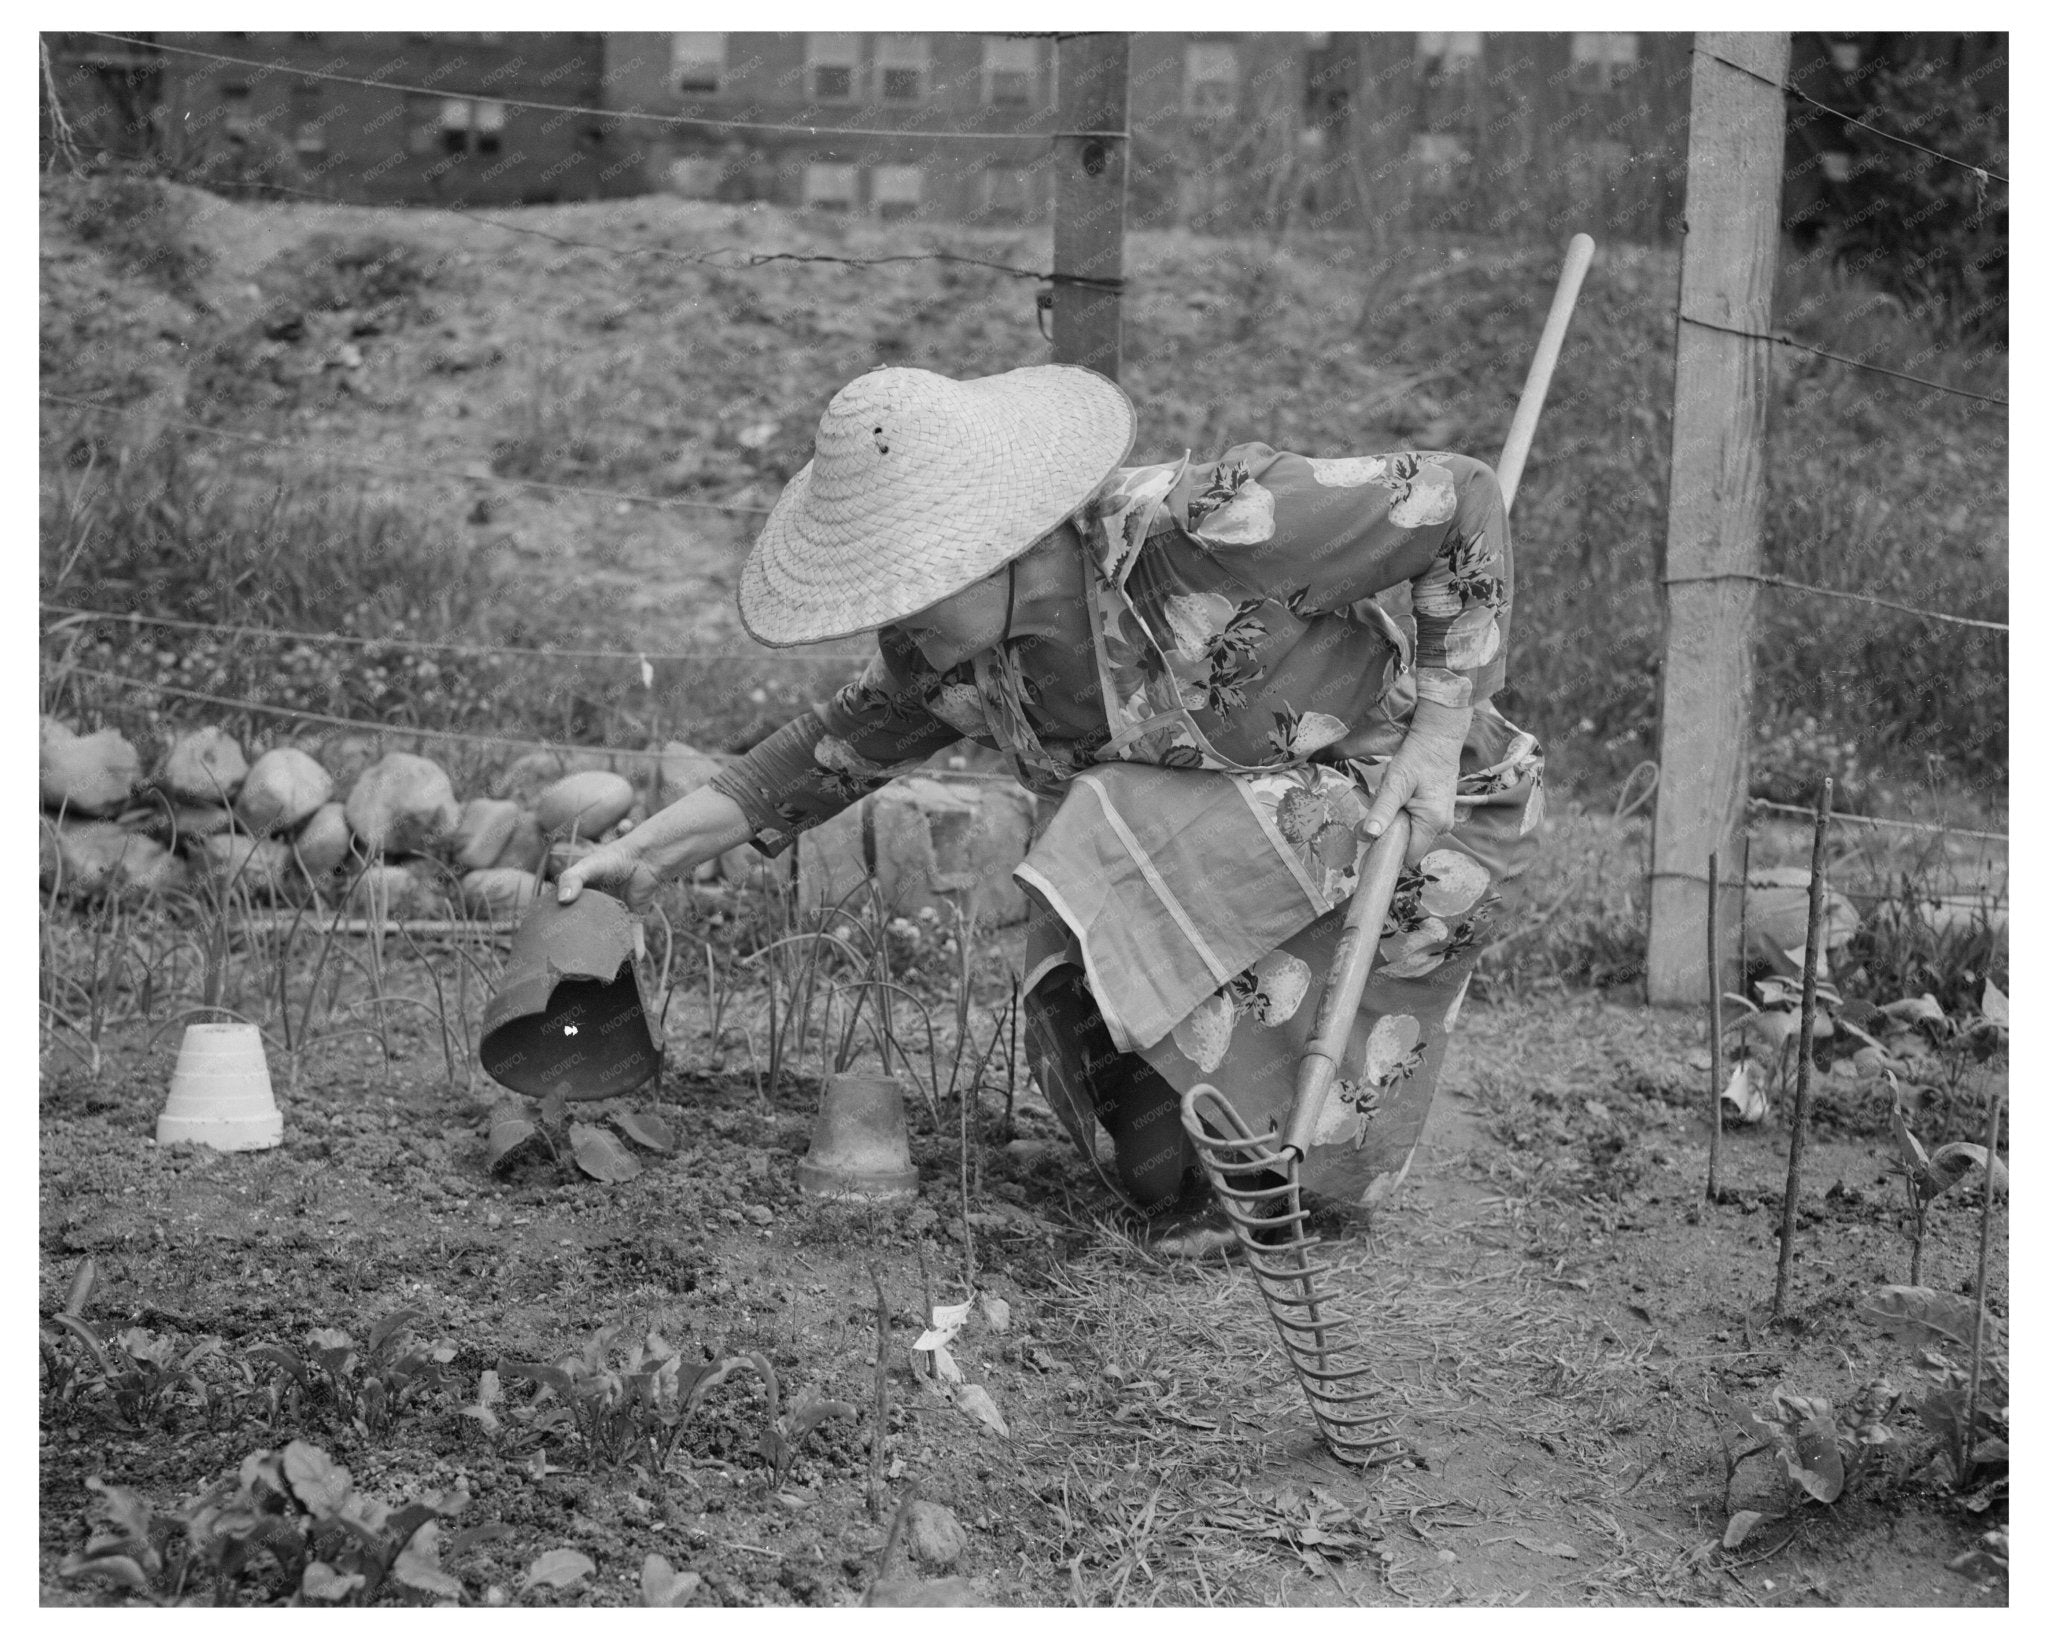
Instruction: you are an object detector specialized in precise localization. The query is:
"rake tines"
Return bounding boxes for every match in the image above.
[1184,1083,1402,1466]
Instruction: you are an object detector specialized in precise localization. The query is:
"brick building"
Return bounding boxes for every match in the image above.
[43,31,2003,244]
[43,31,635,205]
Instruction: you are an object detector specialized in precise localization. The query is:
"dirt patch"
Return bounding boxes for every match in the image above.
[40,989,2006,1607]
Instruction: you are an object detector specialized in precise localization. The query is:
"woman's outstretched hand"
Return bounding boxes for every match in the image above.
[555,837,662,913]
[1361,699,1472,865]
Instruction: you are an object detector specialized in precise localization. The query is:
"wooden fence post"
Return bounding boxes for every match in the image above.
[1050,33,1130,380]
[1646,31,1790,1007]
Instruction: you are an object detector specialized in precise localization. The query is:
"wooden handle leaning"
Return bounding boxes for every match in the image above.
[1280,812,1411,1159]
[1494,232,1596,515]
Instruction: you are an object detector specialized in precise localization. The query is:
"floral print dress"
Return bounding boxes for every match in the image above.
[711,445,1544,1207]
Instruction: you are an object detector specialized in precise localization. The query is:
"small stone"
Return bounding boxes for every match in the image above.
[743,1204,774,1227]
[906,1500,968,1569]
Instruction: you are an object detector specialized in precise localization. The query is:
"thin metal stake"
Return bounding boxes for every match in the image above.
[1961,1086,2004,1483]
[1772,777,1832,1320]
[1707,849,1723,1202]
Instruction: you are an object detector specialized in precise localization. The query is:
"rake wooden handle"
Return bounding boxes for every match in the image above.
[1277,234,1595,1161]
[1280,812,1410,1159]
[1494,232,1595,514]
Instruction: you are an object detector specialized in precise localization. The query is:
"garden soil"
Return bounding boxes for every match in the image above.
[39,988,2007,1607]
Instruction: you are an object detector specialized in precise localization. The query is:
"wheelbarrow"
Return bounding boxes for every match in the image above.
[1180,233,1597,1466]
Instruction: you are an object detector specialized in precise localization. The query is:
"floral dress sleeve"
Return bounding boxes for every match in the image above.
[707,627,965,856]
[1165,444,1513,710]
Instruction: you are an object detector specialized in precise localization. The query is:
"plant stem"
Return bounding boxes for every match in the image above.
[865,1479,921,1603]
[867,1264,888,1522]
[1708,848,1723,1203]
[1960,1085,2003,1484]
[959,1052,978,1297]
[1772,778,1832,1321]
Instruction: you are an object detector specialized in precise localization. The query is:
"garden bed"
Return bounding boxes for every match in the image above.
[39,977,2007,1607]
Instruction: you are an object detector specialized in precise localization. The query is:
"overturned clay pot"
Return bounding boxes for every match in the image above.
[478,888,662,1101]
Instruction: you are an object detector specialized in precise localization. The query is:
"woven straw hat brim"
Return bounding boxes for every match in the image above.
[738,365,1136,647]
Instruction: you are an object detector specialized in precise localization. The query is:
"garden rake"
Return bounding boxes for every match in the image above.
[1179,232,1596,1466]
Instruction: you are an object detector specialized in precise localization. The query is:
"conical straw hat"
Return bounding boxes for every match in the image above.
[739,364,1136,647]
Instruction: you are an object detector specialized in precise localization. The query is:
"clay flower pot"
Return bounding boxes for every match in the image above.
[478,888,662,1100]
[797,1073,920,1203]
[157,1022,283,1152]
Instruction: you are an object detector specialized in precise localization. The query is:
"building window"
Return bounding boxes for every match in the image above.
[1408,130,1471,195]
[220,82,252,139]
[406,93,438,155]
[669,33,726,95]
[1569,32,1637,93]
[873,163,923,218]
[1183,41,1240,118]
[290,84,326,157]
[440,98,506,157]
[977,164,1032,220]
[803,160,859,211]
[876,35,929,103]
[807,34,859,102]
[982,37,1036,106]
[1415,32,1481,138]
[668,155,722,198]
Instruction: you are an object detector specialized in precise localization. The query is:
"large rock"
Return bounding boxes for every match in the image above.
[450,798,524,870]
[459,867,540,921]
[346,753,461,857]
[317,731,385,790]
[795,776,1037,926]
[157,726,248,805]
[658,739,725,806]
[1744,867,1864,978]
[346,862,445,922]
[137,801,238,847]
[490,748,616,806]
[536,770,635,839]
[41,719,140,817]
[292,802,355,876]
[491,808,548,874]
[194,834,293,900]
[41,821,182,899]
[236,747,335,836]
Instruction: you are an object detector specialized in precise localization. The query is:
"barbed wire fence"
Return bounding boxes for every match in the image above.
[38,32,2007,855]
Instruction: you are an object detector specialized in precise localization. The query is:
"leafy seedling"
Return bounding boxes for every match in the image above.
[1862,1285,2009,1491]
[758,1396,858,1487]
[1887,1088,2008,1284]
[485,1091,668,1184]
[247,1308,458,1436]
[60,1439,467,1606]
[521,1547,595,1592]
[640,1552,703,1607]
[1708,1380,1899,1517]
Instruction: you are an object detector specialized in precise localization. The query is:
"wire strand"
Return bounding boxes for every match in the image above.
[39,391,777,517]
[1676,314,2008,408]
[40,603,872,666]
[1692,45,2008,187]
[83,33,1129,146]
[1661,572,2007,633]
[56,661,1018,784]
[58,663,668,760]
[185,174,1121,290]
[1748,797,2006,844]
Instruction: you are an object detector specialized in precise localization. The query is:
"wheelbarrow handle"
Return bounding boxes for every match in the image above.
[1279,811,1411,1159]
